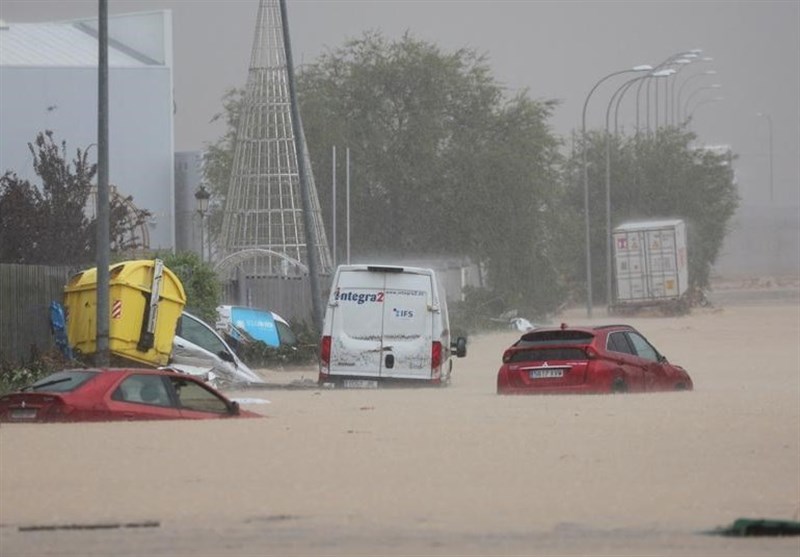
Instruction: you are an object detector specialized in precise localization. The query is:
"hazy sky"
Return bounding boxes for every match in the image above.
[2,0,798,209]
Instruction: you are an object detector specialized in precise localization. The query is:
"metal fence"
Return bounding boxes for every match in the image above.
[220,274,328,326]
[0,264,74,363]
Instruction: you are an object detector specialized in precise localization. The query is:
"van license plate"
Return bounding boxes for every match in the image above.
[343,380,378,389]
[529,368,564,379]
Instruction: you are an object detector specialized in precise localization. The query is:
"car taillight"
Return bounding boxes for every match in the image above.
[585,346,598,359]
[502,349,512,363]
[44,401,73,421]
[431,341,442,372]
[320,335,331,370]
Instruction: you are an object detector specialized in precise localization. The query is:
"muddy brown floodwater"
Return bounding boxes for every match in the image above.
[1,288,799,556]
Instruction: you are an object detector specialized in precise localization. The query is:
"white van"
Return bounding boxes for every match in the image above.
[319,264,467,388]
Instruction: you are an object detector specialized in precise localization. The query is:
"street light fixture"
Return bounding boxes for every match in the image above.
[636,50,702,135]
[194,185,211,262]
[581,64,652,317]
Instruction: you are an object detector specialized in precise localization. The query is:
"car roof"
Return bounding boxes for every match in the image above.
[517,323,635,343]
[78,368,197,379]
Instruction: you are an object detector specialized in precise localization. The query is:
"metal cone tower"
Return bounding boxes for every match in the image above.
[218,0,331,277]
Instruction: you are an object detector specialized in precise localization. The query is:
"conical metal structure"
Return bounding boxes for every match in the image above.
[219,0,331,277]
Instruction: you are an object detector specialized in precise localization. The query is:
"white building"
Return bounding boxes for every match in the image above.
[0,11,176,250]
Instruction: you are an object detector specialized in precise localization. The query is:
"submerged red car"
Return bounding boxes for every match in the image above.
[497,323,692,395]
[0,368,261,422]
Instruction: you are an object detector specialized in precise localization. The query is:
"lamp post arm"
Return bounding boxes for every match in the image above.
[683,85,721,120]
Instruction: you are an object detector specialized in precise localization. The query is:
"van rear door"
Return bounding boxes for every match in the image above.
[328,268,434,380]
[381,272,434,380]
[328,269,386,378]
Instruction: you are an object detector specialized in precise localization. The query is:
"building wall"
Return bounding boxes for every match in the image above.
[0,11,175,251]
[174,150,203,255]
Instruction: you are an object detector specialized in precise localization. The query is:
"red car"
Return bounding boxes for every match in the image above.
[496,323,693,394]
[0,368,261,422]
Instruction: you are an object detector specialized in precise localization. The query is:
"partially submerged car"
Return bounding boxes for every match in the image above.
[216,305,297,349]
[170,311,264,387]
[0,368,261,423]
[496,323,692,394]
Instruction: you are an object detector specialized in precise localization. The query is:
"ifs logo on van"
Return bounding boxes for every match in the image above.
[392,308,415,319]
[334,288,384,304]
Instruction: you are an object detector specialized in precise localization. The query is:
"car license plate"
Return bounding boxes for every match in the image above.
[343,379,379,389]
[529,368,565,379]
[10,408,37,420]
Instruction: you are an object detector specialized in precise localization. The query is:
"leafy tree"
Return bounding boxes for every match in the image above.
[566,126,739,299]
[159,251,221,323]
[204,32,568,317]
[0,131,151,265]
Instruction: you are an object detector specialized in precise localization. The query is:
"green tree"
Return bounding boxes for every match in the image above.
[0,131,151,265]
[566,126,739,299]
[205,32,568,317]
[159,251,221,323]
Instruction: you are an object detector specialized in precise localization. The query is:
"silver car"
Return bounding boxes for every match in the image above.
[168,311,264,387]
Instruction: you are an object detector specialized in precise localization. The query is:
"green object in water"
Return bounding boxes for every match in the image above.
[709,518,800,537]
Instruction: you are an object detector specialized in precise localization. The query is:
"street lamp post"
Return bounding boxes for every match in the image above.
[582,64,652,317]
[676,70,717,124]
[756,112,774,203]
[682,84,722,121]
[687,96,724,121]
[604,70,673,309]
[636,50,701,135]
[194,185,210,262]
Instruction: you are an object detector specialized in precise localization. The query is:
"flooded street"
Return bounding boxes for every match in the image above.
[1,294,799,556]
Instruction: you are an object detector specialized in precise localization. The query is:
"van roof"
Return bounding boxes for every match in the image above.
[337,264,435,276]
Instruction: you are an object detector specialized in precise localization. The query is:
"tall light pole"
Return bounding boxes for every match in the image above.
[676,70,717,124]
[636,50,701,135]
[664,58,691,126]
[582,64,652,317]
[604,70,672,309]
[194,185,210,262]
[96,0,110,366]
[756,112,774,203]
[688,96,724,121]
[682,84,722,121]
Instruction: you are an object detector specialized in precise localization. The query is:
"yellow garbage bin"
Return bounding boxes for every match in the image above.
[64,259,187,367]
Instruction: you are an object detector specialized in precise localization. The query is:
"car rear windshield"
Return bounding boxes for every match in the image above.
[508,347,588,363]
[27,370,98,393]
[516,330,594,347]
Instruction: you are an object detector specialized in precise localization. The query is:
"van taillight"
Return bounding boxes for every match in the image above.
[431,341,442,371]
[320,336,331,369]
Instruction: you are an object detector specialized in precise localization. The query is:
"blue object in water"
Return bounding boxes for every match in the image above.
[230,306,281,347]
[49,301,74,360]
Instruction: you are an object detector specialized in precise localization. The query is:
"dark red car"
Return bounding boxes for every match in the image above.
[496,323,693,394]
[0,368,261,422]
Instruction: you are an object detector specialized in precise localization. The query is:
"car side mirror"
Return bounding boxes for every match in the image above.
[229,400,240,415]
[218,351,235,363]
[452,337,467,358]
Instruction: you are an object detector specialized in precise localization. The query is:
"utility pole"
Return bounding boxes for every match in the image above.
[96,0,110,366]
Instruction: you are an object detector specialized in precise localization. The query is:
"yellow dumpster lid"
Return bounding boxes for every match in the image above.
[64,260,187,305]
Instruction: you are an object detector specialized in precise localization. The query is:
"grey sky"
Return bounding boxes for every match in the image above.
[2,0,798,210]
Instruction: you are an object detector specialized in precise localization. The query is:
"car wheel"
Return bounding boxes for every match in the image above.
[611,377,627,393]
[674,382,688,390]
